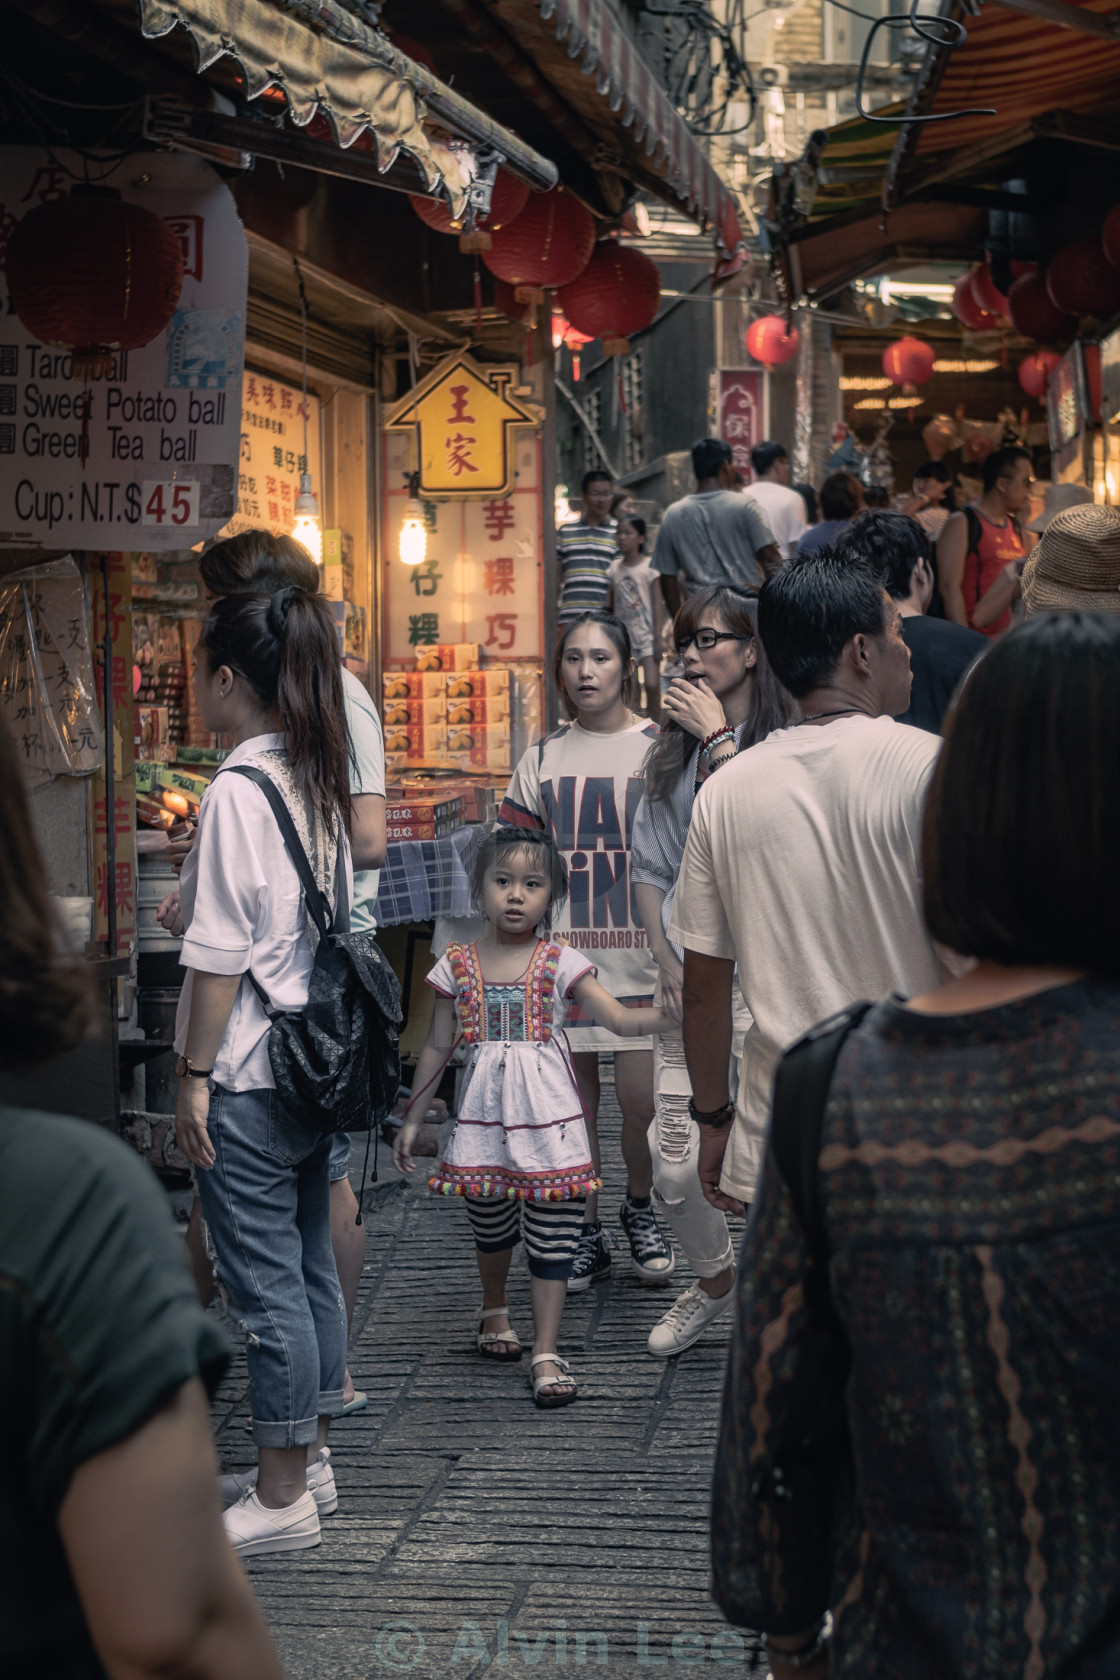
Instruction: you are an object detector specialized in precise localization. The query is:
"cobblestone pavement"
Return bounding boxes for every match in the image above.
[211,1071,767,1679]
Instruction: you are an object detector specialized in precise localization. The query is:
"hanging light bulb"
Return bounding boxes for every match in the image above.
[291,471,322,564]
[399,475,427,566]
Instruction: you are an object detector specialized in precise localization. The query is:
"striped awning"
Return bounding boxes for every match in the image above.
[138,0,557,216]
[536,0,747,260]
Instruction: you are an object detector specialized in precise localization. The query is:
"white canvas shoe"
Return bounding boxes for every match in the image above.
[647,1282,734,1358]
[219,1447,337,1516]
[222,1486,321,1557]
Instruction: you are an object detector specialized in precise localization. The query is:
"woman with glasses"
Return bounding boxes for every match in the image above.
[631,586,795,1357]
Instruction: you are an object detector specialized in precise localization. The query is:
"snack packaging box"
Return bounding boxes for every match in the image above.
[445,669,512,699]
[385,821,437,841]
[384,726,448,761]
[382,671,448,700]
[383,696,448,727]
[414,643,481,672]
[158,767,210,804]
[445,696,511,725]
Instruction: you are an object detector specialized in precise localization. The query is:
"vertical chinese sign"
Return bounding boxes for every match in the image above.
[90,552,136,956]
[220,371,322,540]
[712,370,767,482]
[382,355,543,664]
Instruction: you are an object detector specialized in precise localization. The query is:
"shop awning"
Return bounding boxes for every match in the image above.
[464,0,746,261]
[136,0,558,216]
[886,0,1120,205]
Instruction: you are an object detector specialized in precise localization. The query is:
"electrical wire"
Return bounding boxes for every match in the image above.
[853,0,995,125]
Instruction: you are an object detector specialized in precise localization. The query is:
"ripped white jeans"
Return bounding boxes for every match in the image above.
[648,989,750,1278]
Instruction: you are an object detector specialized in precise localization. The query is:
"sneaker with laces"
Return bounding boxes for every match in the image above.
[222,1486,321,1557]
[219,1447,338,1516]
[619,1197,676,1285]
[647,1281,734,1357]
[566,1222,614,1293]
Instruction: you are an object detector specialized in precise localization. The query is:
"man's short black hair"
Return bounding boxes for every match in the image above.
[923,612,1120,973]
[581,469,613,494]
[751,441,787,477]
[982,444,1031,494]
[692,438,733,481]
[757,547,887,699]
[819,472,863,521]
[833,510,931,601]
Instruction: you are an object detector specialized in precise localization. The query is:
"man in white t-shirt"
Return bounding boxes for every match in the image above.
[669,548,947,1212]
[742,441,807,558]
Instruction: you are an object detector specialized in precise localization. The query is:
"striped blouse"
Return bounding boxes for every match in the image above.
[556,519,620,623]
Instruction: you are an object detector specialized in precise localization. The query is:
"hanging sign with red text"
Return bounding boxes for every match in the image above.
[384,353,537,498]
[0,148,246,549]
[710,369,767,481]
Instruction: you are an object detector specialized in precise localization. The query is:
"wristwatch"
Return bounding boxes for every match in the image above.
[688,1097,735,1129]
[175,1056,213,1080]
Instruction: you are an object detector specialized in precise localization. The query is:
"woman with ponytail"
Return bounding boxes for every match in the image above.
[173,585,354,1559]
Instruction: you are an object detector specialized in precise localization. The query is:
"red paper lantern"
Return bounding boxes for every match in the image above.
[482,185,596,301]
[969,263,1008,319]
[745,315,799,368]
[1102,206,1120,273]
[951,272,997,331]
[1010,259,1039,279]
[409,168,531,253]
[1046,237,1120,320]
[556,242,661,356]
[5,185,184,380]
[882,336,936,387]
[1017,349,1060,399]
[1007,270,1077,343]
[493,278,530,322]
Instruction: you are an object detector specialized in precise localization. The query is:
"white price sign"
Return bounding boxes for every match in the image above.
[142,479,199,528]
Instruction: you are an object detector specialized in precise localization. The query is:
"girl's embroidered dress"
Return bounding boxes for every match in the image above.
[426,940,602,1202]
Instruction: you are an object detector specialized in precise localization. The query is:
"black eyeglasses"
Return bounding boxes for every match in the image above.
[676,629,751,653]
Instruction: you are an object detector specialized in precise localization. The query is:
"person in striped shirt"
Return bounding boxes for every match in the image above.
[557,470,620,624]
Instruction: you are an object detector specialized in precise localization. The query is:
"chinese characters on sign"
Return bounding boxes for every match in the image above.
[0,149,246,548]
[385,354,537,498]
[713,370,766,480]
[382,428,544,664]
[0,557,104,787]
[219,371,322,540]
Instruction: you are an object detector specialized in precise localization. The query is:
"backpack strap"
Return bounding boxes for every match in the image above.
[223,764,333,945]
[769,1000,873,1274]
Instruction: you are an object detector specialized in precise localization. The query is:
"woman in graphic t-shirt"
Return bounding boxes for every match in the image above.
[500,612,675,1293]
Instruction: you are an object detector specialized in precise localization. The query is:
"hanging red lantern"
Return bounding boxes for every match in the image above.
[745,315,799,368]
[551,313,594,379]
[1010,259,1039,279]
[409,168,531,253]
[482,185,596,304]
[1006,270,1077,343]
[1046,237,1120,320]
[5,184,184,380]
[951,273,997,331]
[969,262,1008,319]
[1017,349,1060,399]
[555,242,661,357]
[882,336,936,387]
[1102,206,1120,273]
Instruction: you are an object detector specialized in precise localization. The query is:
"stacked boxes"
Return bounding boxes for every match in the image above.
[383,665,512,774]
[383,793,465,842]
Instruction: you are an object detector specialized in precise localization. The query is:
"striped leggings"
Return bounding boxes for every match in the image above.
[464,1196,586,1281]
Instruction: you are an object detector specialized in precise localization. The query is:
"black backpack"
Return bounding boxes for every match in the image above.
[225,766,402,1136]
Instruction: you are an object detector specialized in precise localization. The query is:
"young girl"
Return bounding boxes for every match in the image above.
[393,829,669,1408]
[499,612,674,1294]
[632,586,794,1360]
[607,516,663,719]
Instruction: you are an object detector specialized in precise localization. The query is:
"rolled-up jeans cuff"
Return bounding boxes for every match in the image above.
[252,1412,320,1450]
[318,1385,346,1419]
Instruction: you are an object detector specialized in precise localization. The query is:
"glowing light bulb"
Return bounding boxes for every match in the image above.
[399,498,427,566]
[291,472,322,564]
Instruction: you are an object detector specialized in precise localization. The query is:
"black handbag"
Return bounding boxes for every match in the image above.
[224,765,402,1137]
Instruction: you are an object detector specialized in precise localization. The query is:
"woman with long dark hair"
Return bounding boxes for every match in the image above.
[632,585,794,1358]
[499,611,675,1293]
[174,585,354,1559]
[713,613,1120,1679]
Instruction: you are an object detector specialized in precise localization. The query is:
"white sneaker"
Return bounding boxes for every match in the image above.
[647,1281,734,1358]
[222,1486,321,1557]
[219,1447,337,1516]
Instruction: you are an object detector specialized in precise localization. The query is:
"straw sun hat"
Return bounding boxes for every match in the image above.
[1021,503,1120,616]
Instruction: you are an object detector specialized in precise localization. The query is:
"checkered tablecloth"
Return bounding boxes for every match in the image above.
[372,825,486,926]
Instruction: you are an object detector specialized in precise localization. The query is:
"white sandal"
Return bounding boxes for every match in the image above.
[528,1352,578,1409]
[477,1306,522,1362]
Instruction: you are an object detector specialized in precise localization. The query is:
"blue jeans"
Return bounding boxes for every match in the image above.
[196,1086,347,1449]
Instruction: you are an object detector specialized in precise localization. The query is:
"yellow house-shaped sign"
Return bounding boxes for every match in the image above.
[384,353,537,499]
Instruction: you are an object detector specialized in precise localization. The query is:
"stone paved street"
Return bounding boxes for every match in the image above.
[210,1071,767,1679]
